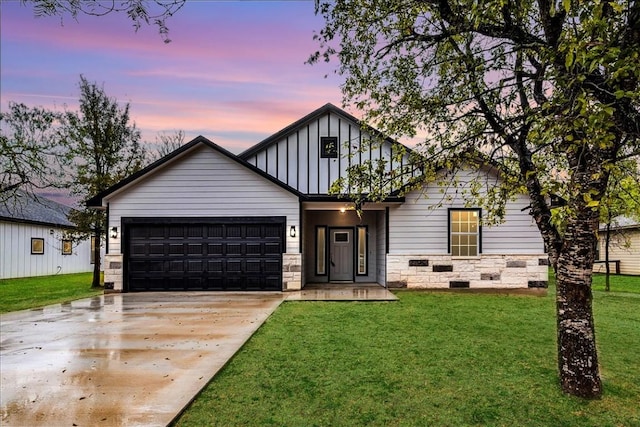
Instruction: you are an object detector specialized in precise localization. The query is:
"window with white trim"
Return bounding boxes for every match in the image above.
[449,209,481,257]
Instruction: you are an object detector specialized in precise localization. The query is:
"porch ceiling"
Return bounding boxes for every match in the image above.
[302,201,403,211]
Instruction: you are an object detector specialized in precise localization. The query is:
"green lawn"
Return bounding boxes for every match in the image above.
[0,273,102,313]
[175,284,640,426]
[591,273,640,293]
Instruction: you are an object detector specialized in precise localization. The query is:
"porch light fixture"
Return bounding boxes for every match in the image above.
[340,207,346,213]
[110,227,118,239]
[289,225,296,238]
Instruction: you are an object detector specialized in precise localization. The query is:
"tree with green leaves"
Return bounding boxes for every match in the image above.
[0,103,66,206]
[20,0,185,42]
[311,0,640,398]
[62,76,147,288]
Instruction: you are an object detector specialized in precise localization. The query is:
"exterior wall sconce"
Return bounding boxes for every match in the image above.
[110,227,118,239]
[289,226,296,238]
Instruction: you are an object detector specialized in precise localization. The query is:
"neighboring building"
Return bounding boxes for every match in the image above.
[595,216,640,276]
[0,192,94,279]
[88,104,548,292]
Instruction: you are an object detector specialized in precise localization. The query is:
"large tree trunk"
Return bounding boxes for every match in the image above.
[555,211,602,398]
[92,229,102,288]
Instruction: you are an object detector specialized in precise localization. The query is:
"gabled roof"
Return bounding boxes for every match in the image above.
[239,103,412,160]
[86,136,305,208]
[0,191,75,228]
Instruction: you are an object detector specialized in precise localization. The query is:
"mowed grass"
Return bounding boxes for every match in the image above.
[176,285,640,426]
[0,272,102,313]
[591,273,640,293]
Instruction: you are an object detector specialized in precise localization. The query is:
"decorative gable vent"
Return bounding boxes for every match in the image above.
[320,137,338,158]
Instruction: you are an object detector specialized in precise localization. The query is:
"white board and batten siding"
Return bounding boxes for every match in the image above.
[242,105,413,196]
[0,221,93,279]
[105,144,300,255]
[388,168,544,255]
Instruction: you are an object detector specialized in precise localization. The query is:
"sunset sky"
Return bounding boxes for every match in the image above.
[0,1,346,153]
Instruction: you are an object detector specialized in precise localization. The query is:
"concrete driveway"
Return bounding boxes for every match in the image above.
[0,292,284,426]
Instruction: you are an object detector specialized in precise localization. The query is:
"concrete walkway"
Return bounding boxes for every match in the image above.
[0,292,284,426]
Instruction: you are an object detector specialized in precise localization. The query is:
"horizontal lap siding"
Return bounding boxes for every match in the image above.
[597,229,640,275]
[389,169,544,254]
[107,146,299,255]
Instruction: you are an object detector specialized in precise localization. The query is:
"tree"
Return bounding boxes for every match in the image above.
[0,103,66,206]
[62,76,147,288]
[310,0,640,398]
[21,0,185,43]
[154,129,186,159]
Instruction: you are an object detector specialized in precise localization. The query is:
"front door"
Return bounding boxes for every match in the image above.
[329,228,354,281]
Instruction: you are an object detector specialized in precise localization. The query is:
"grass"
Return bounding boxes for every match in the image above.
[591,274,640,293]
[0,272,102,313]
[175,281,640,426]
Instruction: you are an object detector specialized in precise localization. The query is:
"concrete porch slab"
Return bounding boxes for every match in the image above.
[286,283,398,301]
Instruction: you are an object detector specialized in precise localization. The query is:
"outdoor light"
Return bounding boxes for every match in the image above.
[340,207,346,213]
[110,227,118,239]
[289,226,296,238]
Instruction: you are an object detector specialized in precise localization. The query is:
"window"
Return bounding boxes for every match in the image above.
[334,231,349,243]
[320,137,338,158]
[449,209,481,257]
[357,226,368,275]
[62,240,72,255]
[31,238,44,255]
[316,226,327,275]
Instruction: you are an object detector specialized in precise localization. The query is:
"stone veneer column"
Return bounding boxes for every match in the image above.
[282,253,302,291]
[103,253,123,292]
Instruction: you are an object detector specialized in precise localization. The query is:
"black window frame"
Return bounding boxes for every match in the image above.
[448,208,482,257]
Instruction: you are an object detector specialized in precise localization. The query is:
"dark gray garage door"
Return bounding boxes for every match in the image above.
[124,217,285,291]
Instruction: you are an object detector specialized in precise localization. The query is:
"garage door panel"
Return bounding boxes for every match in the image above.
[265,242,281,254]
[126,219,284,292]
[208,243,223,255]
[226,243,243,255]
[188,244,203,255]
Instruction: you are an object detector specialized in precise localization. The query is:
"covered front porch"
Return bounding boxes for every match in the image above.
[299,201,398,289]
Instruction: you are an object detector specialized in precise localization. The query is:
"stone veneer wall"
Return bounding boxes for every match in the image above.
[103,252,302,292]
[386,254,549,289]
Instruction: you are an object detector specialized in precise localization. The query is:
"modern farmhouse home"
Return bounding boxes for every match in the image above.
[87,104,548,292]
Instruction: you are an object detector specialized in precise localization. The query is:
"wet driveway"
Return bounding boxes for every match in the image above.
[0,292,284,426]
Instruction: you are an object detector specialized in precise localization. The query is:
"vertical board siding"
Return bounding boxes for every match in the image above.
[0,221,93,279]
[106,145,300,256]
[389,168,544,254]
[243,110,412,196]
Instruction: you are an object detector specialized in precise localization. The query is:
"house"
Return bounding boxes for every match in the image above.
[595,216,640,275]
[0,192,94,279]
[87,104,548,292]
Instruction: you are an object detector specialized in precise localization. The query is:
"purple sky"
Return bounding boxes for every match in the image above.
[1,1,346,153]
